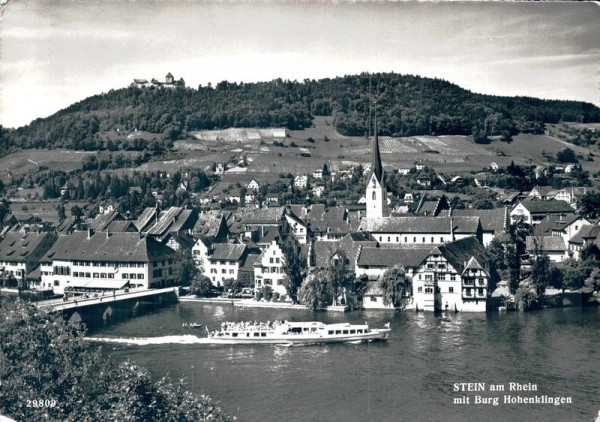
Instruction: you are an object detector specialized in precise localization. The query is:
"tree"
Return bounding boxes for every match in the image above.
[0,298,233,421]
[556,148,578,164]
[379,266,409,308]
[174,250,199,286]
[322,162,330,177]
[530,247,550,296]
[298,270,333,311]
[560,259,586,291]
[281,236,307,303]
[57,203,66,221]
[223,278,243,296]
[327,250,354,306]
[577,192,600,219]
[70,204,84,220]
[190,276,214,297]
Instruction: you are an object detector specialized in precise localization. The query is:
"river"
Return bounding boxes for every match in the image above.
[89,304,600,422]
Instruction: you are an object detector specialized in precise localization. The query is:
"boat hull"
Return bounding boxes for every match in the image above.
[206,330,390,345]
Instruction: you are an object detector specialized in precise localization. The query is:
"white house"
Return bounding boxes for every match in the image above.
[294,175,308,190]
[0,230,57,288]
[510,199,575,225]
[247,179,260,191]
[526,236,569,263]
[312,185,325,198]
[39,231,178,295]
[253,241,288,299]
[358,216,483,246]
[412,237,491,313]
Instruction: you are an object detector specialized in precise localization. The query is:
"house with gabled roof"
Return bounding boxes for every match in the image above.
[358,216,483,245]
[355,244,431,280]
[0,230,57,288]
[510,199,575,225]
[200,243,248,287]
[450,208,509,247]
[568,225,600,260]
[526,236,569,263]
[285,208,308,244]
[253,240,288,299]
[39,231,178,294]
[413,236,493,312]
[534,214,591,245]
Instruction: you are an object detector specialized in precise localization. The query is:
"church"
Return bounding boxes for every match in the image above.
[365,112,388,219]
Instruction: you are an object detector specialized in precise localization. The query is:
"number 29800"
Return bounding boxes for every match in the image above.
[26,399,57,408]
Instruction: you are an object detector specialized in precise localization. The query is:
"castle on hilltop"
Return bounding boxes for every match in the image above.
[131,72,185,89]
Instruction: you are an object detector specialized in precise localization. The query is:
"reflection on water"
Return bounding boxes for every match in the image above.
[93,304,600,422]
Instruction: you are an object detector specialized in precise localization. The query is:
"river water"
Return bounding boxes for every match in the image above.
[89,304,600,422]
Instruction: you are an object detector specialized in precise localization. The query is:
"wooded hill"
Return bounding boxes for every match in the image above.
[4,72,600,152]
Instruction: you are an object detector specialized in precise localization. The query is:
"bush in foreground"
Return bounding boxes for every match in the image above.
[0,298,234,422]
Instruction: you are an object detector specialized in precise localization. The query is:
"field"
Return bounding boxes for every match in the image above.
[3,118,597,184]
[0,150,94,183]
[173,116,598,176]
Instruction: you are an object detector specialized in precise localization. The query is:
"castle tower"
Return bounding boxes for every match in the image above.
[365,109,387,219]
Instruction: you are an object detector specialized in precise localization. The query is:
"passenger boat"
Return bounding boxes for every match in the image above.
[205,320,391,345]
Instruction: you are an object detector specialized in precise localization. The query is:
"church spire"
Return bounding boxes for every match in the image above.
[371,104,384,183]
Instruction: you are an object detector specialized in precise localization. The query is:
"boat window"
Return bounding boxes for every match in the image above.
[350,330,356,334]
[247,333,250,337]
[232,333,238,337]
[335,330,341,335]
[261,332,267,337]
[343,330,349,334]
[328,331,334,335]
[290,327,302,334]
[357,329,363,334]
[311,328,317,332]
[254,333,260,337]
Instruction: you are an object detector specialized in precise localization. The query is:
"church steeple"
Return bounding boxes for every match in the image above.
[371,109,384,183]
[365,102,387,219]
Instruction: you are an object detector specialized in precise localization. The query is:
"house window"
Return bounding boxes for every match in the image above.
[450,274,456,281]
[404,237,407,242]
[372,191,376,200]
[413,237,416,242]
[431,237,434,243]
[275,258,280,263]
[440,237,444,243]
[425,275,433,281]
[222,269,226,274]
[387,237,391,242]
[54,280,59,287]
[449,287,454,293]
[265,279,272,285]
[425,287,433,294]
[422,237,426,243]
[418,287,422,293]
[370,296,377,302]
[229,270,234,274]
[270,258,274,264]
[277,279,283,285]
[396,237,399,242]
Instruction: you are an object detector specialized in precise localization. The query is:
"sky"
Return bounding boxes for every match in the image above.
[0,1,598,129]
